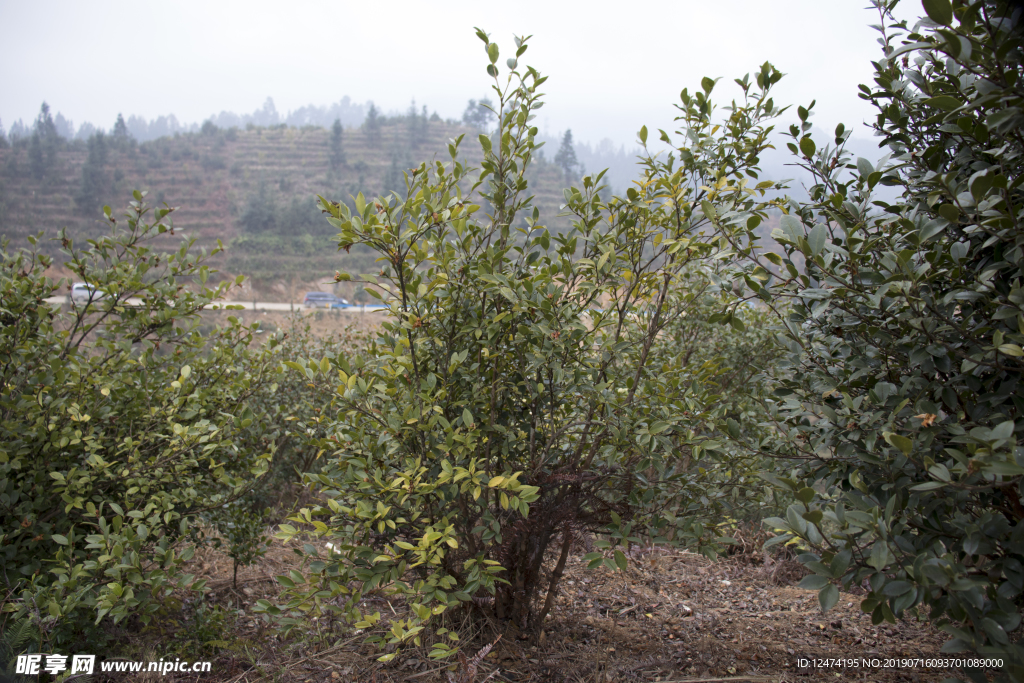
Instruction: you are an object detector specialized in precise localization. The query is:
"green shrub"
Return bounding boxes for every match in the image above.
[650,283,787,530]
[212,502,272,589]
[168,600,236,658]
[749,0,1024,678]
[0,194,280,649]
[235,315,367,511]
[266,31,787,661]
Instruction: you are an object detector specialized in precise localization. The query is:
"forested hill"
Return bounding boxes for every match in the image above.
[0,115,592,295]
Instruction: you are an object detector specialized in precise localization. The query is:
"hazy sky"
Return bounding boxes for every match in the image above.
[0,1,924,147]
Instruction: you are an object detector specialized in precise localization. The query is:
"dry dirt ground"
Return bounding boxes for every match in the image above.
[110,534,971,683]
[200,307,388,339]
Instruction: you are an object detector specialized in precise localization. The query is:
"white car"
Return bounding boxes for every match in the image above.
[67,282,104,304]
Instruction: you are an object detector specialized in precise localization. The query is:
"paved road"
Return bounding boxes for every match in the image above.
[43,297,388,313]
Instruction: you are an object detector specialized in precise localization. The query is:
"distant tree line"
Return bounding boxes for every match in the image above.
[3,97,635,196]
[3,96,370,144]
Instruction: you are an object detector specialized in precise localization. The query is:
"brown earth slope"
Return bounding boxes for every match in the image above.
[107,536,965,683]
[0,121,575,298]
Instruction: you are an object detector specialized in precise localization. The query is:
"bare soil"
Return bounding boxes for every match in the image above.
[112,535,965,683]
[200,307,388,339]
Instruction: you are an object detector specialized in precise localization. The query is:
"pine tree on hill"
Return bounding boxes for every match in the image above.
[364,104,381,147]
[35,103,58,141]
[113,114,130,139]
[329,119,345,169]
[383,154,404,197]
[30,103,61,180]
[554,129,579,185]
[29,134,45,180]
[75,132,110,212]
[407,100,428,148]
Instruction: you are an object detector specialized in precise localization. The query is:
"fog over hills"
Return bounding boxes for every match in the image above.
[0,93,897,296]
[2,97,369,143]
[1,93,897,204]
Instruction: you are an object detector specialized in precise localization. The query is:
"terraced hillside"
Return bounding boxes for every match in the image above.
[0,119,578,299]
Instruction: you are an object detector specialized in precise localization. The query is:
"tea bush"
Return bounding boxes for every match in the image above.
[0,195,281,648]
[747,0,1024,678]
[266,31,790,660]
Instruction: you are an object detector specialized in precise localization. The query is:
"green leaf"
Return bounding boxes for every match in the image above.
[462,408,474,429]
[613,550,628,572]
[991,420,1014,441]
[924,95,961,111]
[883,432,913,455]
[51,534,69,545]
[639,126,648,145]
[807,224,826,255]
[799,575,829,590]
[779,214,804,242]
[868,541,890,570]
[487,43,499,64]
[922,0,953,26]
[649,421,671,435]
[701,200,717,221]
[818,584,839,612]
[830,550,852,578]
[701,76,716,94]
[803,510,823,526]
[998,344,1024,357]
[938,204,960,223]
[882,580,914,597]
[918,218,947,242]
[799,137,816,158]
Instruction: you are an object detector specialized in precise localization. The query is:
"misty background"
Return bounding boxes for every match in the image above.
[1,1,925,186]
[0,0,921,303]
